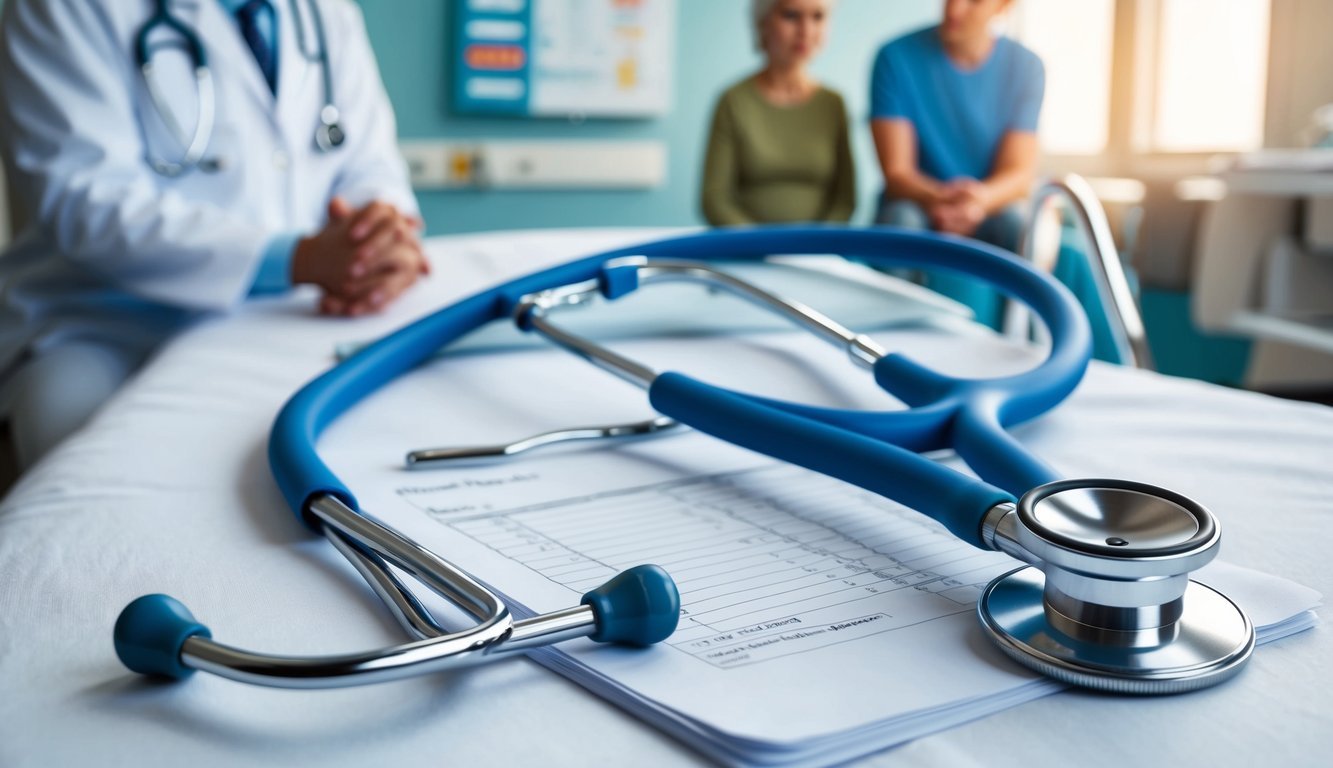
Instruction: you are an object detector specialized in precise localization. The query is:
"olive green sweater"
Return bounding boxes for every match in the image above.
[701,78,856,226]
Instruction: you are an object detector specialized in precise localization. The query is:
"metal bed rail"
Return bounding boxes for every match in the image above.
[1012,174,1154,370]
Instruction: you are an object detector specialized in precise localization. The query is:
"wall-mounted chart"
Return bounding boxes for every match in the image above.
[454,0,676,118]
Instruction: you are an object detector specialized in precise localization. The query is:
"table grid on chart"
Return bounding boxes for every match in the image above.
[437,465,1016,667]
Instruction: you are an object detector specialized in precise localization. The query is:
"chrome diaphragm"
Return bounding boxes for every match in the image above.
[978,479,1255,694]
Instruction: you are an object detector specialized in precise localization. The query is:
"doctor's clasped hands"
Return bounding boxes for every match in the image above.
[294,198,429,317]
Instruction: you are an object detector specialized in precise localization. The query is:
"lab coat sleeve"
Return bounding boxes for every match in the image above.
[321,1,419,220]
[0,0,276,311]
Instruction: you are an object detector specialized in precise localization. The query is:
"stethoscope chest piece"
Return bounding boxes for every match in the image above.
[978,480,1255,694]
[314,105,345,152]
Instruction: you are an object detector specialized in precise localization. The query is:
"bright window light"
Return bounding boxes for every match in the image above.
[1151,0,1270,152]
[1010,0,1115,156]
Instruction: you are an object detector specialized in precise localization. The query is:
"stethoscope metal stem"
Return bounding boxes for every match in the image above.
[309,495,501,622]
[633,259,888,368]
[515,259,889,394]
[324,510,599,649]
[176,602,600,690]
[326,525,448,640]
[168,494,512,687]
[164,494,613,688]
[430,258,890,470]
[309,496,501,621]
[520,277,658,389]
[407,416,680,469]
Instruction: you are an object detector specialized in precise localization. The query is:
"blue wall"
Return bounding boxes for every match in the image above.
[358,0,942,236]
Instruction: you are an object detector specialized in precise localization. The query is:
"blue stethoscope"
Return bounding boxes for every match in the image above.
[114,227,1254,694]
[136,0,345,177]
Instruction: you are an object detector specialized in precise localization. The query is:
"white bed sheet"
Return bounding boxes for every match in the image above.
[1,228,1330,768]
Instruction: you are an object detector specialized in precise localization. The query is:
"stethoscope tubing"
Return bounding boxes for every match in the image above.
[270,226,1091,541]
[136,0,208,69]
[123,227,1253,694]
[136,0,342,174]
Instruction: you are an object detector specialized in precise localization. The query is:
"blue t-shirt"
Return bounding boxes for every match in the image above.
[870,26,1044,182]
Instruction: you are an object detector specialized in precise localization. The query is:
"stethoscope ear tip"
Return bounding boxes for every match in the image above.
[581,564,681,647]
[114,594,212,680]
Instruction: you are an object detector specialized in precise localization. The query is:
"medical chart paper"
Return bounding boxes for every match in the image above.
[321,331,1320,767]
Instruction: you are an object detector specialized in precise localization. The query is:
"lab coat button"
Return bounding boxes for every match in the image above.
[272,150,290,170]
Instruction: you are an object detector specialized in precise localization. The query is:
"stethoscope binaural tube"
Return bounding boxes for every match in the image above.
[136,0,346,177]
[267,226,1092,518]
[113,492,681,687]
[137,0,217,176]
[291,0,346,151]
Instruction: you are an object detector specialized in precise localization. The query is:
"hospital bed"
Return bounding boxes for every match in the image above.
[0,227,1329,767]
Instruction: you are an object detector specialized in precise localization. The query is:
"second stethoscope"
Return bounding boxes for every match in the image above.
[136,0,346,177]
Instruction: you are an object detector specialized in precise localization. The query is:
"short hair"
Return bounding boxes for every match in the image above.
[751,0,836,51]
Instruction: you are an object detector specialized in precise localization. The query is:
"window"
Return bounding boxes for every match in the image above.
[1010,0,1272,164]
[1145,0,1270,153]
[1010,0,1116,156]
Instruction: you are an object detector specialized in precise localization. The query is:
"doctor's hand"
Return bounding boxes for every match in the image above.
[322,198,428,316]
[291,198,428,316]
[317,237,427,317]
[332,198,426,269]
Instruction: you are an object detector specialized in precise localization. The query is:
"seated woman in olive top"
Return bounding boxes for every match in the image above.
[701,0,855,226]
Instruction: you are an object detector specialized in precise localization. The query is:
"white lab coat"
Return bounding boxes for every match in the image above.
[0,0,418,380]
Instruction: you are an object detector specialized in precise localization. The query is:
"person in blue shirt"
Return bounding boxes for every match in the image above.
[869,0,1044,253]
